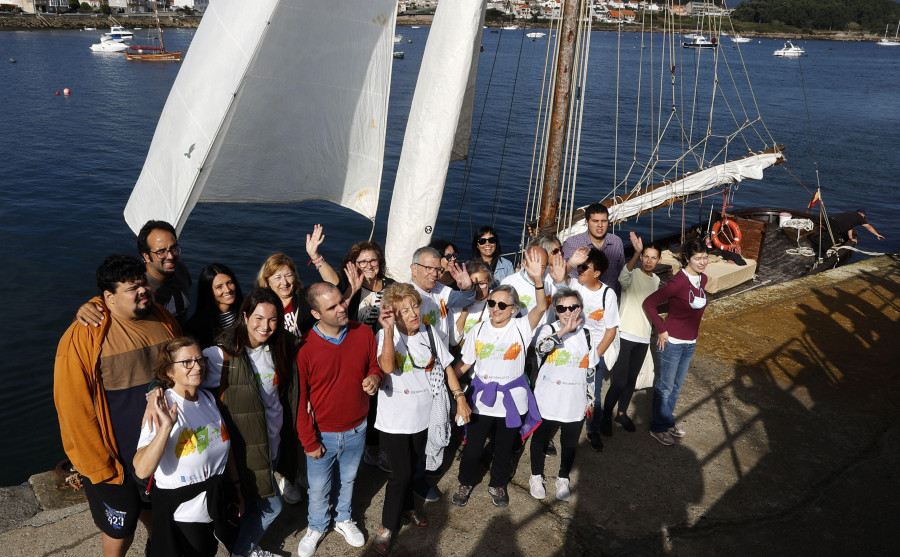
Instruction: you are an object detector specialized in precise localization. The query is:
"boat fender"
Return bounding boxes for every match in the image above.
[711,219,742,251]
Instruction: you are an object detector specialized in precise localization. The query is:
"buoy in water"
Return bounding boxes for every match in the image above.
[55,91,59,95]
[63,88,70,96]
[407,39,411,43]
[9,58,15,63]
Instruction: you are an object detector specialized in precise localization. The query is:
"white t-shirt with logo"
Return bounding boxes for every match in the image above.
[571,282,620,339]
[203,345,283,461]
[375,325,452,434]
[461,317,534,418]
[137,389,230,523]
[533,323,598,423]
[413,282,453,344]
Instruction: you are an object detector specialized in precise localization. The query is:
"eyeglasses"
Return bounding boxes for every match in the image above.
[150,245,181,258]
[690,256,710,263]
[270,273,294,282]
[174,357,208,370]
[414,263,442,275]
[356,259,379,268]
[477,236,498,245]
[555,304,581,314]
[443,252,458,261]
[487,299,514,310]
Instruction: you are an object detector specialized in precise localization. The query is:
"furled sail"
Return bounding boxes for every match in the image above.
[558,148,785,240]
[124,0,397,235]
[384,0,485,281]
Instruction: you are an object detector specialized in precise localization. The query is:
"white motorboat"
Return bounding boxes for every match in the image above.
[90,40,128,53]
[773,41,805,57]
[502,25,519,30]
[394,34,402,43]
[731,35,751,44]
[526,32,546,39]
[877,20,900,46]
[102,26,134,41]
[683,35,717,49]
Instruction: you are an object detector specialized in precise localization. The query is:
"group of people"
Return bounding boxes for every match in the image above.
[54,204,714,556]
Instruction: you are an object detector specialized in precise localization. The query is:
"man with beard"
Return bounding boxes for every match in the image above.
[54,255,179,557]
[76,220,192,327]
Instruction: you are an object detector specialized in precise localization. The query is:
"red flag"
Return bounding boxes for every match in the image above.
[807,189,820,210]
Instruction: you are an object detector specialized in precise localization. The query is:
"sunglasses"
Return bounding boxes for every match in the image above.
[443,252,458,261]
[487,299,514,310]
[477,236,498,245]
[555,304,581,314]
[577,264,593,272]
[550,247,561,255]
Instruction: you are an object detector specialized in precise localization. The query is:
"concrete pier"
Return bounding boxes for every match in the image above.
[2,254,897,556]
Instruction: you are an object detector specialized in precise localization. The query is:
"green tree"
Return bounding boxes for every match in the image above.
[100,4,111,15]
[79,1,90,10]
[67,0,79,11]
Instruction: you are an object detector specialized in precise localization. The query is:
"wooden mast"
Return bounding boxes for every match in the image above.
[537,0,582,230]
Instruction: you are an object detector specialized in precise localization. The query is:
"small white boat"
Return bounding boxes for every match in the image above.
[84,27,96,31]
[411,26,420,29]
[877,20,900,46]
[134,27,142,31]
[91,41,128,53]
[526,32,546,39]
[393,51,404,59]
[773,41,805,57]
[103,26,134,41]
[502,25,519,30]
[393,34,402,43]
[683,36,717,49]
[731,35,751,43]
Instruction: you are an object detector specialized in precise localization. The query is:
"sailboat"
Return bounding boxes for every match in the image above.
[125,10,183,62]
[124,0,846,290]
[877,20,900,46]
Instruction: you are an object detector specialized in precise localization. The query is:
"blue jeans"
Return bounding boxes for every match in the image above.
[585,360,608,434]
[232,474,283,556]
[306,419,367,533]
[650,342,696,433]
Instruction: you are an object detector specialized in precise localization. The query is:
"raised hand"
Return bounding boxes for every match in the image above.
[558,310,583,337]
[448,260,473,290]
[522,249,544,283]
[344,262,362,294]
[568,246,591,268]
[305,224,326,259]
[378,304,395,332]
[630,231,643,253]
[549,251,567,284]
[153,391,177,430]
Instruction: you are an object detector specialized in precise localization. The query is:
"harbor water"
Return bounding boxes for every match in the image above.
[0,27,897,485]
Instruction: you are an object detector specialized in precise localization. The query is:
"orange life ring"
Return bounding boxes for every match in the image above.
[711,219,742,251]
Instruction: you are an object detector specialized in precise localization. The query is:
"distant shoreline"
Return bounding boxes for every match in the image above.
[0,13,885,42]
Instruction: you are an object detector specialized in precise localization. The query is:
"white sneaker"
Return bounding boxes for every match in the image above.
[247,549,274,557]
[277,473,303,505]
[555,477,571,501]
[529,474,546,499]
[296,529,326,557]
[334,519,365,547]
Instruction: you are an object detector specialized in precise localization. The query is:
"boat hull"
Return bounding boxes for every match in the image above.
[125,51,183,61]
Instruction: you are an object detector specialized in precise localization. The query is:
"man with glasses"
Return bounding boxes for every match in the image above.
[77,220,192,327]
[561,203,626,297]
[408,246,476,344]
[54,255,179,557]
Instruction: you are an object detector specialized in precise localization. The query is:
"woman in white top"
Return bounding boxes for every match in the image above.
[601,232,660,437]
[453,261,493,346]
[134,337,240,557]
[451,250,549,509]
[372,283,471,554]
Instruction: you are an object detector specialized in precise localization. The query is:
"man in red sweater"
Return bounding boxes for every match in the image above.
[295,282,383,557]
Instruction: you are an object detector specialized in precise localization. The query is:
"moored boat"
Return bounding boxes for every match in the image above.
[683,35,717,49]
[125,10,183,62]
[773,41,805,57]
[877,20,900,46]
[90,40,128,53]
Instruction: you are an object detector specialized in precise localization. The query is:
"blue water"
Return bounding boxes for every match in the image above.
[0,27,897,485]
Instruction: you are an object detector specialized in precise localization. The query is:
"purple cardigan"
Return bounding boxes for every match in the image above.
[642,270,708,342]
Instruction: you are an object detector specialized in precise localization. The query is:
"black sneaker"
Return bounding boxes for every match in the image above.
[588,431,604,452]
[615,413,637,432]
[488,485,509,508]
[543,439,557,456]
[452,484,473,507]
[600,413,613,437]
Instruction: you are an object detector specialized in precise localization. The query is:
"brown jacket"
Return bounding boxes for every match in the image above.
[53,297,179,484]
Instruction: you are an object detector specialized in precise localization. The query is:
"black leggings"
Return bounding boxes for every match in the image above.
[172,521,217,557]
[604,339,650,415]
[529,419,583,479]
[380,429,427,533]
[458,414,521,488]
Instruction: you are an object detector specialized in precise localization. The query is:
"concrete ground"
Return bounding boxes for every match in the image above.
[2,254,898,556]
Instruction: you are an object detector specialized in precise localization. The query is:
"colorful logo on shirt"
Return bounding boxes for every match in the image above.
[503,343,522,360]
[588,308,605,321]
[394,352,431,373]
[103,503,126,530]
[519,295,532,309]
[545,349,590,368]
[423,309,438,326]
[174,421,226,459]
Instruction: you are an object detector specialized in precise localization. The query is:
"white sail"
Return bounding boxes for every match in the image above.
[124,0,397,235]
[384,0,485,281]
[559,150,785,241]
[451,7,487,162]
